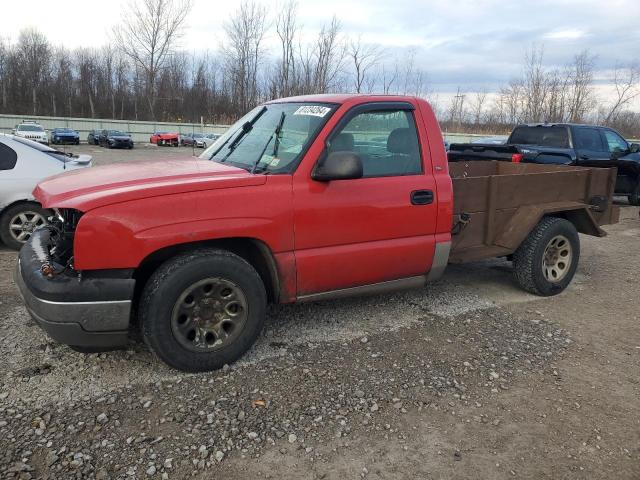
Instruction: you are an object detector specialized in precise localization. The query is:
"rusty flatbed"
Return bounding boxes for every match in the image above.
[449,161,619,264]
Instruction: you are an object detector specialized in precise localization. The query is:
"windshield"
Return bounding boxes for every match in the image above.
[55,128,74,133]
[509,126,570,148]
[109,130,127,136]
[18,125,44,132]
[199,102,336,173]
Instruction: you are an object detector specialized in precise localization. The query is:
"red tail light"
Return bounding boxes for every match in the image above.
[511,153,523,163]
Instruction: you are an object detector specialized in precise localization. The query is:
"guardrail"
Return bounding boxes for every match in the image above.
[0,114,230,143]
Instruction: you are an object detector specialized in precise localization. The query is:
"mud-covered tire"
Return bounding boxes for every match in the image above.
[0,202,49,250]
[140,249,266,372]
[513,217,580,296]
[628,182,640,206]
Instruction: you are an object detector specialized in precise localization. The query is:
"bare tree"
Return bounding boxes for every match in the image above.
[381,62,399,94]
[605,62,640,124]
[448,87,466,126]
[75,48,99,118]
[275,1,298,97]
[566,50,596,123]
[223,1,267,112]
[471,90,487,124]
[114,0,191,120]
[312,16,346,93]
[402,48,416,95]
[0,37,9,111]
[522,45,549,122]
[16,28,51,116]
[348,37,383,93]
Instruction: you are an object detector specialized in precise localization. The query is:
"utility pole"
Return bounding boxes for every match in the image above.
[453,88,465,128]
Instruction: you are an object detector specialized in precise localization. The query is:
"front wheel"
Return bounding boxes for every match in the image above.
[513,217,579,296]
[629,182,640,206]
[140,249,267,372]
[0,202,49,250]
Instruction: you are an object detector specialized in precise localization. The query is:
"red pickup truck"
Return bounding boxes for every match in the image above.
[15,95,618,372]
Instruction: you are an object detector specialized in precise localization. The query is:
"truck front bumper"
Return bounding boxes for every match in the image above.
[14,229,135,348]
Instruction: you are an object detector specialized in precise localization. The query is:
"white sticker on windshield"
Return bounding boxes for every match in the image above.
[293,105,331,117]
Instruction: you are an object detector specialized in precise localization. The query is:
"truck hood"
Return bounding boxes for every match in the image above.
[33,157,266,211]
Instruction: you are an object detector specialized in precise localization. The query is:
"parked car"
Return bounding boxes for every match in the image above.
[15,94,619,372]
[448,123,640,205]
[180,132,203,147]
[150,131,179,146]
[0,134,91,249]
[182,133,218,148]
[98,130,134,149]
[50,128,80,145]
[87,130,102,145]
[12,121,49,145]
[199,133,220,148]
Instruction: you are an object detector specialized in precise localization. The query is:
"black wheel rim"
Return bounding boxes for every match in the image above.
[170,278,248,352]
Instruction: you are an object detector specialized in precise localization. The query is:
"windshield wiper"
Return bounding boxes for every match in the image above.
[251,111,286,174]
[216,106,267,162]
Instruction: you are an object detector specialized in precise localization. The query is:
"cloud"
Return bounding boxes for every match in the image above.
[544,28,587,40]
[3,0,640,100]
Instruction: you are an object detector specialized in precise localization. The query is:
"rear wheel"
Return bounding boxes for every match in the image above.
[140,249,266,372]
[0,202,49,250]
[513,217,579,296]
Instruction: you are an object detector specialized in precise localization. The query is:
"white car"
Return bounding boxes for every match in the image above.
[13,121,49,145]
[198,133,220,148]
[0,134,92,249]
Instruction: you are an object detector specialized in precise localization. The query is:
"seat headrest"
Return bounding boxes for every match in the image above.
[330,133,354,152]
[387,128,414,154]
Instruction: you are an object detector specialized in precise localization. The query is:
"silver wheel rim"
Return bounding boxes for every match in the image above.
[542,234,572,283]
[9,211,46,243]
[171,278,248,352]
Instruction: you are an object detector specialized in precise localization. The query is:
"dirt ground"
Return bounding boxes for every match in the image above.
[0,145,638,479]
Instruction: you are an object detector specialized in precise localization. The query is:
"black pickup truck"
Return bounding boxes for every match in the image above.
[448,123,640,205]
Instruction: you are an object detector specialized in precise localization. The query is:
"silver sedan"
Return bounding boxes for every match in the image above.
[0,134,92,249]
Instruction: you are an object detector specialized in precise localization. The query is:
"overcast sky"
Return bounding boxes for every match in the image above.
[3,0,640,104]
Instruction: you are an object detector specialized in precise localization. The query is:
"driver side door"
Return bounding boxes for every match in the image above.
[292,102,438,297]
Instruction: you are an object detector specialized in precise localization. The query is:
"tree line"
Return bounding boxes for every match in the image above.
[0,0,639,136]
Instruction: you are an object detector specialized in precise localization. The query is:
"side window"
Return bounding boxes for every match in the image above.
[328,109,422,177]
[573,128,606,151]
[603,130,628,153]
[0,143,18,171]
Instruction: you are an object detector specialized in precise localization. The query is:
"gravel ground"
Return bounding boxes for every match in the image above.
[0,147,638,479]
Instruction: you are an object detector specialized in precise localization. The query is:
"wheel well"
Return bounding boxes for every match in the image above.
[545,209,603,237]
[132,238,281,304]
[0,199,43,218]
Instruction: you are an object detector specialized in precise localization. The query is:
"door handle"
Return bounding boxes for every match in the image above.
[579,155,590,160]
[410,190,434,205]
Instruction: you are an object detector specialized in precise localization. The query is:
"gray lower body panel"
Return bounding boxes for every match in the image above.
[15,261,131,348]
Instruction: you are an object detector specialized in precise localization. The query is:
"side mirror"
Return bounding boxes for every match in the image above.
[629,143,640,154]
[312,151,363,182]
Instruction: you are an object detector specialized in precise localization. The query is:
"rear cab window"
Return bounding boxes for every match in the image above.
[509,126,570,148]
